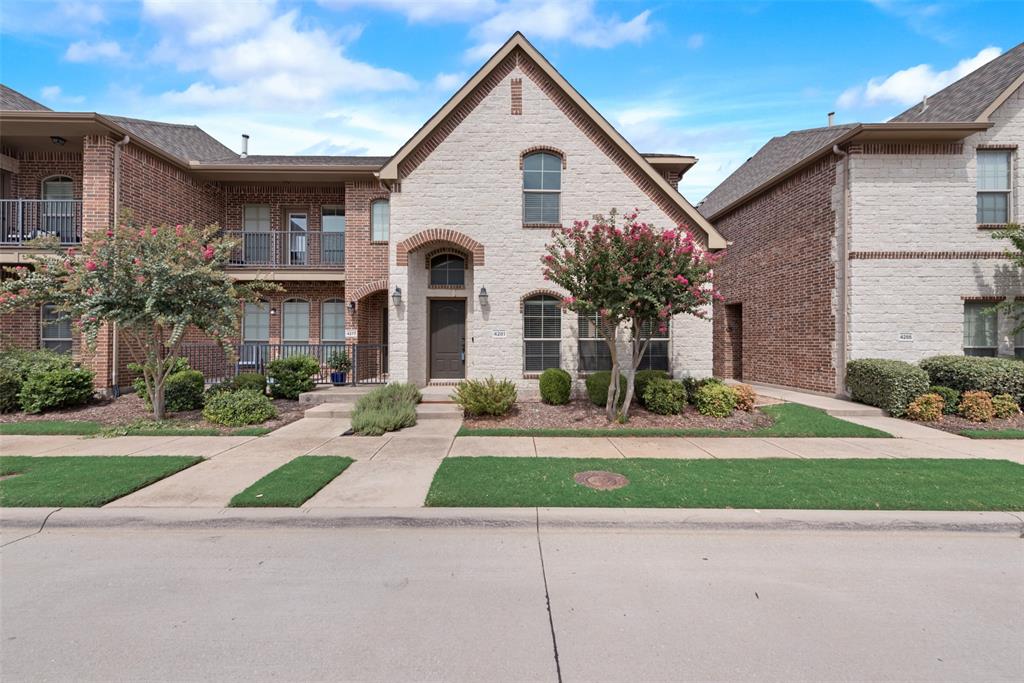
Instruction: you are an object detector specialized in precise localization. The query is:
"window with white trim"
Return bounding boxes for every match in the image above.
[429,253,465,287]
[40,303,71,353]
[243,302,270,343]
[371,199,389,242]
[523,295,561,371]
[282,299,310,344]
[637,319,670,372]
[523,152,561,224]
[321,206,345,265]
[321,299,346,342]
[963,301,998,356]
[977,150,1012,224]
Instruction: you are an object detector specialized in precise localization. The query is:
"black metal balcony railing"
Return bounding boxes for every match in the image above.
[179,342,387,386]
[0,199,83,246]
[224,230,345,268]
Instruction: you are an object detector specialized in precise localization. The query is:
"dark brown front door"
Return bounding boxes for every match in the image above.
[430,299,465,379]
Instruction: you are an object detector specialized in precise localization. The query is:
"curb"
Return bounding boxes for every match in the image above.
[2,507,1021,534]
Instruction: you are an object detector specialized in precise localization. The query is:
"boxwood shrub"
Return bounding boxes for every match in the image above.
[694,383,737,418]
[642,377,687,415]
[19,366,95,414]
[634,370,669,407]
[919,355,1024,406]
[267,355,321,400]
[929,386,960,415]
[538,368,572,405]
[846,358,929,417]
[203,389,277,427]
[585,371,627,408]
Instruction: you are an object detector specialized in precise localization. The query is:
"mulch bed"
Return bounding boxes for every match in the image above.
[0,393,305,434]
[907,412,1024,434]
[463,400,772,431]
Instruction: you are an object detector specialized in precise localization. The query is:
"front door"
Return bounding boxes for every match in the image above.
[430,299,465,379]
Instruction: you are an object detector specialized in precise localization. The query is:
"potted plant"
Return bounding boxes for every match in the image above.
[328,348,351,386]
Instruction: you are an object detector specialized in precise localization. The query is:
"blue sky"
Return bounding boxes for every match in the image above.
[2,0,1022,201]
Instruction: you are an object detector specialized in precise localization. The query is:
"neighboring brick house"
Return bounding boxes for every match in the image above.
[701,42,1024,395]
[0,33,726,394]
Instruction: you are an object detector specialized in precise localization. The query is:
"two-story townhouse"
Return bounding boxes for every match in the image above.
[1,33,726,395]
[701,42,1024,395]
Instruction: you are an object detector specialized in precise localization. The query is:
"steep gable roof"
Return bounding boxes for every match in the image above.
[0,84,51,112]
[379,32,727,249]
[699,124,858,219]
[104,115,237,163]
[891,42,1024,123]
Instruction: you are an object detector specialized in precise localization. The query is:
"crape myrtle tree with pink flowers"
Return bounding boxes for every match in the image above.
[543,209,721,421]
[0,221,280,419]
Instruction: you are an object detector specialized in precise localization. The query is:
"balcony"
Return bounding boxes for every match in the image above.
[224,230,345,269]
[0,199,83,246]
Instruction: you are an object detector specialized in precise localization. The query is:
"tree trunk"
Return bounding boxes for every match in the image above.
[604,326,620,422]
[151,381,166,420]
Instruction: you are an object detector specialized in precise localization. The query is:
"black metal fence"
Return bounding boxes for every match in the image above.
[0,199,83,245]
[179,342,388,386]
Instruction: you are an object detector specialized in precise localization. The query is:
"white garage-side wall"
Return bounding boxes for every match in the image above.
[387,58,714,389]
[847,86,1024,362]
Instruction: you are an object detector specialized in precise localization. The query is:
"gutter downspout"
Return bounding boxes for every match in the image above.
[833,144,849,396]
[111,134,130,397]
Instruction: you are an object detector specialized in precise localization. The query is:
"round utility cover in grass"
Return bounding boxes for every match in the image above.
[573,470,629,490]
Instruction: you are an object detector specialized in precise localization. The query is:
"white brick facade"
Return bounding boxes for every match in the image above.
[847,86,1024,362]
[387,64,713,390]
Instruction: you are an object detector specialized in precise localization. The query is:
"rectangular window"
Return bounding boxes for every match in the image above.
[523,152,561,224]
[243,205,271,264]
[243,303,270,342]
[244,204,270,231]
[523,296,561,371]
[321,206,345,265]
[321,301,346,342]
[963,301,998,356]
[977,150,1012,224]
[371,200,389,242]
[283,300,310,344]
[578,311,611,372]
[636,319,671,372]
[40,303,72,353]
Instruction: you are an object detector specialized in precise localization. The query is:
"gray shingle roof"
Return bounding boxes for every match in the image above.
[891,42,1024,123]
[214,155,389,167]
[698,124,858,219]
[1,84,51,111]
[104,115,238,163]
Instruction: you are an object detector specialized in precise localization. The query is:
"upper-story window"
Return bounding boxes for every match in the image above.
[321,206,345,265]
[42,176,74,201]
[371,200,389,242]
[963,301,997,356]
[523,152,561,224]
[40,303,72,353]
[429,253,465,287]
[243,204,271,264]
[977,150,1012,224]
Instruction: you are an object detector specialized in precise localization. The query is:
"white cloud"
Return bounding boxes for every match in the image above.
[57,0,105,24]
[40,85,86,105]
[318,0,497,22]
[142,0,278,46]
[433,72,466,91]
[686,33,704,49]
[616,105,681,127]
[836,47,1001,109]
[64,40,124,62]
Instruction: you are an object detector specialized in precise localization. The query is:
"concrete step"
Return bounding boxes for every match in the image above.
[298,386,379,405]
[304,402,463,420]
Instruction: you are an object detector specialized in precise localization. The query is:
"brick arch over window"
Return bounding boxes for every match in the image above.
[519,146,567,169]
[350,277,389,302]
[519,288,565,312]
[395,229,485,266]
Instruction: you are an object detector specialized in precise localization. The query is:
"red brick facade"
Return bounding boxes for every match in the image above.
[120,145,223,228]
[712,156,840,394]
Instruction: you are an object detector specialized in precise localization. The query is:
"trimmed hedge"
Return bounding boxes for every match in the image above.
[929,386,961,415]
[585,371,627,408]
[203,389,277,427]
[19,366,95,414]
[642,378,687,415]
[919,356,1024,406]
[0,349,76,413]
[538,368,572,405]
[846,359,930,417]
[267,355,320,400]
[0,368,20,413]
[634,370,669,407]
[694,383,737,418]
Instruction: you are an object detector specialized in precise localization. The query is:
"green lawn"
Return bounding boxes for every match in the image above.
[0,456,202,507]
[426,457,1024,511]
[229,456,353,507]
[458,404,891,438]
[960,429,1024,440]
[0,420,272,437]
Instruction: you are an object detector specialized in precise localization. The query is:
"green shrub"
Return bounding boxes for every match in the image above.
[19,366,95,414]
[694,382,738,418]
[929,386,960,415]
[634,370,669,407]
[0,348,73,379]
[232,372,267,394]
[906,393,944,422]
[959,390,995,423]
[991,393,1021,419]
[351,383,422,435]
[454,377,518,416]
[680,376,722,404]
[267,355,320,400]
[919,355,1024,406]
[0,367,22,413]
[134,366,204,413]
[202,389,277,427]
[585,371,627,407]
[845,358,930,417]
[642,378,688,415]
[538,368,572,405]
[351,404,417,436]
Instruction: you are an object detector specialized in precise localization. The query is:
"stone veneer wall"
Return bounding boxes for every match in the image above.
[388,50,713,390]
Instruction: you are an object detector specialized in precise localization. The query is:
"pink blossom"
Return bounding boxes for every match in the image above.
[85,260,98,272]
[563,296,576,305]
[150,227,158,236]
[202,246,215,261]
[136,275,146,284]
[133,258,142,266]
[662,229,676,240]
[674,275,689,285]
[139,229,146,238]
[106,230,114,237]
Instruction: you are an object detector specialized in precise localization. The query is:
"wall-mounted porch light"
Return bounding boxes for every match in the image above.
[269,307,277,316]
[392,286,402,307]
[50,136,66,146]
[478,286,489,307]
[347,301,356,313]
